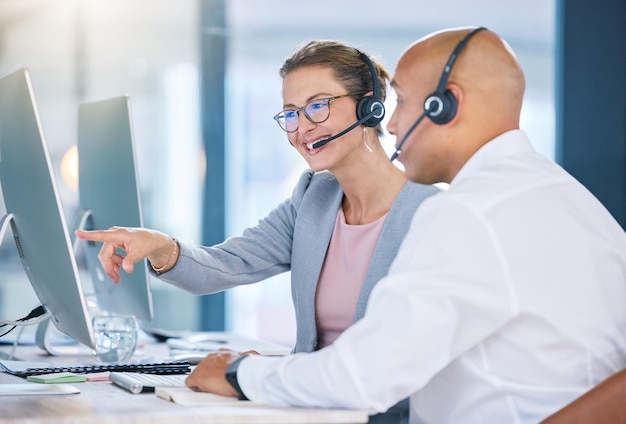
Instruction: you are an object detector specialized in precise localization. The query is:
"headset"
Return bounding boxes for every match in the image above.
[310,49,385,149]
[356,50,386,127]
[390,26,487,161]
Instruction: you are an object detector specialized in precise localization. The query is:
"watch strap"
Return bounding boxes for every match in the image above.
[225,356,249,400]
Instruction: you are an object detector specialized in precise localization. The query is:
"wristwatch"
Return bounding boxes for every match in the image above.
[225,356,249,400]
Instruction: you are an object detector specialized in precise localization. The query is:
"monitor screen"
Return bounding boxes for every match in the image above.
[0,68,95,349]
[76,96,153,322]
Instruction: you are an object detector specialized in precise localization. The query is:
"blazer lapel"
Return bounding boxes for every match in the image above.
[291,173,343,351]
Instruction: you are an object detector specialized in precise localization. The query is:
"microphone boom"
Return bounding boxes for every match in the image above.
[311,108,379,150]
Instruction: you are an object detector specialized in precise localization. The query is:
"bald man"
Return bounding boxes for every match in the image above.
[186,28,626,423]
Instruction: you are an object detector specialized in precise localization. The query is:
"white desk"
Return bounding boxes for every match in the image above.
[0,337,369,424]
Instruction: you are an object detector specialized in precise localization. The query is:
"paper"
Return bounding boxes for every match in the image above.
[155,386,260,407]
[26,372,87,384]
[85,371,111,382]
[166,333,290,356]
[0,383,80,396]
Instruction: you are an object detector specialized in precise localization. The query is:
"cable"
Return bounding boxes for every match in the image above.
[0,305,50,359]
[0,305,49,327]
[0,325,16,338]
[24,305,46,320]
[8,325,27,359]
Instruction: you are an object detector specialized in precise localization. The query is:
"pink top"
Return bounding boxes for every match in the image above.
[315,208,388,349]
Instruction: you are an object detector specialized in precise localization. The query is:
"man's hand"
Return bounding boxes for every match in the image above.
[185,349,242,397]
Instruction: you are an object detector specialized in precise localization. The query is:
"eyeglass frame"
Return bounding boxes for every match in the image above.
[273,92,367,133]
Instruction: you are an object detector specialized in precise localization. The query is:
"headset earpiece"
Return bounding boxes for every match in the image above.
[355,50,385,128]
[424,89,458,125]
[307,49,386,150]
[357,96,385,127]
[424,26,487,126]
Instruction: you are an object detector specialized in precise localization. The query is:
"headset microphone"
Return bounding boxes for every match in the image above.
[310,49,385,150]
[311,106,382,149]
[389,109,430,162]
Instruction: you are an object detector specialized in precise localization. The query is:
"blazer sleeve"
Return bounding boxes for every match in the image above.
[153,170,315,295]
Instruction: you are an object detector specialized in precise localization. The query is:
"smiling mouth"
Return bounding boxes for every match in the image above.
[304,137,328,151]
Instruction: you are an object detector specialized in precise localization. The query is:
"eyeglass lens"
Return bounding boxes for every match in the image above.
[279,98,330,132]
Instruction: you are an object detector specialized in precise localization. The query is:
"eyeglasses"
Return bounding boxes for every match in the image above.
[273,92,364,133]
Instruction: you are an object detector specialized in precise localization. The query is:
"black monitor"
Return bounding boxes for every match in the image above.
[75,95,153,322]
[0,68,95,349]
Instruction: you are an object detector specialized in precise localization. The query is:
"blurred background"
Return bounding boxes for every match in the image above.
[0,0,563,347]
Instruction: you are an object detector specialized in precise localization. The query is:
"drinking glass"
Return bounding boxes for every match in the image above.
[92,315,138,362]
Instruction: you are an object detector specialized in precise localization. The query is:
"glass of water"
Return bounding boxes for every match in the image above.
[92,315,138,362]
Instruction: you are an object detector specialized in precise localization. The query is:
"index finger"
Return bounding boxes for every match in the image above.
[75,229,117,243]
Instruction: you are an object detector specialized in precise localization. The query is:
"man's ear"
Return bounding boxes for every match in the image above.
[443,83,463,126]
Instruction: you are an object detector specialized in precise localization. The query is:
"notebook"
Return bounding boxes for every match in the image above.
[156,386,258,406]
[0,359,190,378]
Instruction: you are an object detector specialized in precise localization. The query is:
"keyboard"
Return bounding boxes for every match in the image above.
[0,359,191,377]
[109,371,189,394]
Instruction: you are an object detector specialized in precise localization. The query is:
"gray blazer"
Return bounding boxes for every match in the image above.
[155,170,439,352]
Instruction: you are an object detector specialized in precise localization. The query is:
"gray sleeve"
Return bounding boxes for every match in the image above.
[152,170,314,295]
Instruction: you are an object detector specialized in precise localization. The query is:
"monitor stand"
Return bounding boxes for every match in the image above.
[35,319,94,357]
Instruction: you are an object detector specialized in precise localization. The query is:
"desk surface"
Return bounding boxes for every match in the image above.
[0,335,369,424]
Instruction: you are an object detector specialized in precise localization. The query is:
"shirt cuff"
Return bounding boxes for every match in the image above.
[237,354,288,405]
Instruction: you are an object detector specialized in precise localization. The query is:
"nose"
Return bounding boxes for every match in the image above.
[288,111,315,147]
[297,109,316,133]
[386,107,397,136]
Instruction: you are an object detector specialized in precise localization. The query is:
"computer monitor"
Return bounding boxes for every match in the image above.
[75,95,153,322]
[0,68,95,349]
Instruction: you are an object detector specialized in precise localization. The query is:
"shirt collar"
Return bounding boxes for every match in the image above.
[450,129,534,186]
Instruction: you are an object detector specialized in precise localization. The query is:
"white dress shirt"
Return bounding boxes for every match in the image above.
[238,130,626,423]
